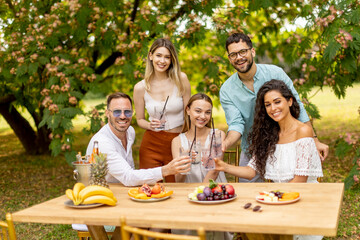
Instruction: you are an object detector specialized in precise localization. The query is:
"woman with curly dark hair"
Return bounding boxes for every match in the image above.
[215,79,323,183]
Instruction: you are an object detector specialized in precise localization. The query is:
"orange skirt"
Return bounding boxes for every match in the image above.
[139,130,179,182]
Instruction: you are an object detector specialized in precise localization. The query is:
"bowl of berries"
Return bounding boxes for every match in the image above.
[188,179,237,204]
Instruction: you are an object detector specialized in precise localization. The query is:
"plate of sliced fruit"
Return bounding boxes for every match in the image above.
[188,179,237,204]
[130,195,171,202]
[128,183,173,202]
[256,190,300,205]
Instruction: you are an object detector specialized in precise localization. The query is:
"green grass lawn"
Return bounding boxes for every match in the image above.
[0,84,359,239]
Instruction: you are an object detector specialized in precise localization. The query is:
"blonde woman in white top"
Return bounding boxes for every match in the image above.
[133,38,191,182]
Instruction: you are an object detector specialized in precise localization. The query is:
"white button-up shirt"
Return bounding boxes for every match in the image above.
[86,124,163,186]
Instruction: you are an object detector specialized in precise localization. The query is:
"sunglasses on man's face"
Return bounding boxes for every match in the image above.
[108,109,133,118]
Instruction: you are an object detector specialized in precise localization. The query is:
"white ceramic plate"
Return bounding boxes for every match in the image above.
[255,196,300,205]
[188,194,237,204]
[64,199,104,209]
[130,195,171,202]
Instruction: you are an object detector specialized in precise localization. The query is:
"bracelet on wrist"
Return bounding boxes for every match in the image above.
[313,135,318,138]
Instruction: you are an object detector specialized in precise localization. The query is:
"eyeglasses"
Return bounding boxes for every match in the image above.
[228,48,252,60]
[108,109,133,118]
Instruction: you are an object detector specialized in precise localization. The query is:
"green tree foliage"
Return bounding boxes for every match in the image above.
[335,133,360,190]
[0,0,224,163]
[0,0,359,164]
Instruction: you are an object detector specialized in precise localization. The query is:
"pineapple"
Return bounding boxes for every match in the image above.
[89,153,109,188]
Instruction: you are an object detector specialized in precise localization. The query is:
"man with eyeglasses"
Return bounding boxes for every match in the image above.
[220,33,329,182]
[85,92,191,186]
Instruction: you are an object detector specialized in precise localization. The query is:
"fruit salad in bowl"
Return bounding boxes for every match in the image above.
[188,179,236,203]
[128,183,173,200]
[256,190,300,204]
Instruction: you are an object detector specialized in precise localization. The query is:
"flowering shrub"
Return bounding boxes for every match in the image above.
[335,132,360,190]
[0,0,359,166]
[0,0,223,163]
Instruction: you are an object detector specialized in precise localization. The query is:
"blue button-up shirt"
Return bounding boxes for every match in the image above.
[220,64,310,152]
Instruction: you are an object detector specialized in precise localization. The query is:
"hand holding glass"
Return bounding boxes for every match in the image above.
[153,106,166,131]
[190,140,201,165]
[202,131,222,170]
[179,147,191,175]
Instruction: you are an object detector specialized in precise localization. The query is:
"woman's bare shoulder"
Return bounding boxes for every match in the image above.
[180,72,189,80]
[295,122,313,139]
[171,135,181,145]
[134,80,145,92]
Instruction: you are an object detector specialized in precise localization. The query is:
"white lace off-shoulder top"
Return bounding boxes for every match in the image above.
[248,137,323,183]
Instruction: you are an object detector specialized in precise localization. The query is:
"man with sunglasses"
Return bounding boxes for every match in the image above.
[219,33,329,182]
[85,92,191,186]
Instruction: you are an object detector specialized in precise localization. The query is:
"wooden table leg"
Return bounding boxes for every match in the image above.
[110,227,121,240]
[87,225,109,240]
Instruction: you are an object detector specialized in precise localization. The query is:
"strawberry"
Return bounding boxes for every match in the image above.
[211,185,222,194]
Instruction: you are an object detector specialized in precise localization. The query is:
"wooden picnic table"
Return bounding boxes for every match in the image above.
[12,182,344,240]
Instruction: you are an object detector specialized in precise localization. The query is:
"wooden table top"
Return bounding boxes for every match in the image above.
[12,182,344,236]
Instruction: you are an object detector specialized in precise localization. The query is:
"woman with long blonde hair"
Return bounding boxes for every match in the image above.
[171,94,231,239]
[133,38,191,182]
[171,93,227,183]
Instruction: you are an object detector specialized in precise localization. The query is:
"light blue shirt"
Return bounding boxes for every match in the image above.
[220,64,310,152]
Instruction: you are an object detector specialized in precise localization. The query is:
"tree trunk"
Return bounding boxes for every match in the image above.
[0,101,50,155]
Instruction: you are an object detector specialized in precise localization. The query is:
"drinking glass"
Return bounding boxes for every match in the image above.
[179,147,191,175]
[154,106,166,131]
[211,130,223,159]
[190,140,201,165]
[201,149,215,170]
[202,131,222,170]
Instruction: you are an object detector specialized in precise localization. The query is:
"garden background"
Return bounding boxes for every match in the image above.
[1,0,359,239]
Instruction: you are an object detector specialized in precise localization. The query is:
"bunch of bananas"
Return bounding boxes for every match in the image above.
[66,183,117,206]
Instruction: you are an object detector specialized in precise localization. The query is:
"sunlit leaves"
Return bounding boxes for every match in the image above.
[324,40,342,62]
[0,0,359,164]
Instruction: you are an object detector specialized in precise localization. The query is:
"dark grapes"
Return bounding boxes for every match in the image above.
[203,187,212,197]
[197,193,206,201]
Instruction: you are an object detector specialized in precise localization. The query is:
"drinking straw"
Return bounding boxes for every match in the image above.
[189,126,196,153]
[159,95,169,119]
[208,118,215,158]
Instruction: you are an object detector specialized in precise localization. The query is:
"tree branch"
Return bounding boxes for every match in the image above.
[4,0,16,16]
[94,52,123,75]
[95,2,188,77]
[126,0,141,36]
[168,4,187,23]
[92,50,99,68]
[98,74,116,84]
[149,3,188,39]
[0,94,16,104]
